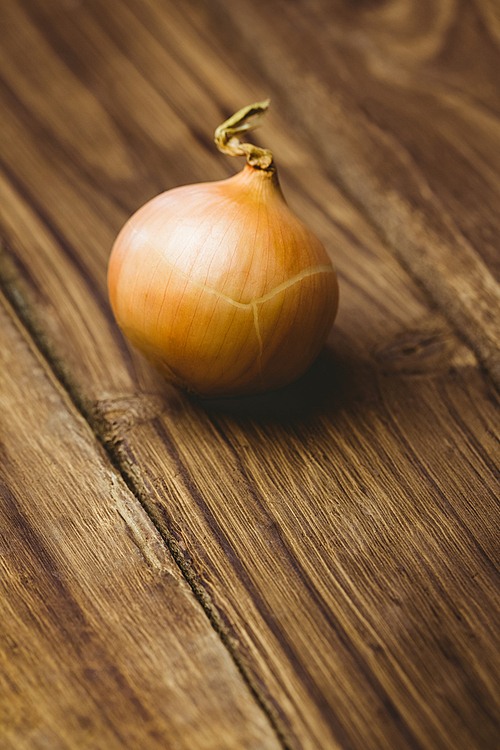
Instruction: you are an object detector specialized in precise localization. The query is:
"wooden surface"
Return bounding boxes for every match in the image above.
[0,291,280,749]
[1,1,500,748]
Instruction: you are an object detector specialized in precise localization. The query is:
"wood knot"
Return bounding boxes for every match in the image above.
[90,394,170,443]
[373,329,454,375]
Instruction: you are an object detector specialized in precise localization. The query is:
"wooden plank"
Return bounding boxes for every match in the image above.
[196,0,500,387]
[1,1,500,749]
[0,291,281,750]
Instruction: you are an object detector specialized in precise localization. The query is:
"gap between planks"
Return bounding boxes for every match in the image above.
[0,269,297,750]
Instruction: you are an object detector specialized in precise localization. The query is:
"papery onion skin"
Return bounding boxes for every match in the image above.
[108,108,339,398]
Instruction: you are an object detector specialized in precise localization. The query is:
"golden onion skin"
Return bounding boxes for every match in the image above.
[108,164,338,397]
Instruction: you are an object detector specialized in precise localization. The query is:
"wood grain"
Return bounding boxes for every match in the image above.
[1,1,500,749]
[199,0,500,386]
[0,291,280,749]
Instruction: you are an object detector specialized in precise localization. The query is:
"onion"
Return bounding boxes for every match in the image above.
[108,101,338,397]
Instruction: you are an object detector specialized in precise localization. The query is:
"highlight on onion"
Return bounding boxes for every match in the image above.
[107,101,339,398]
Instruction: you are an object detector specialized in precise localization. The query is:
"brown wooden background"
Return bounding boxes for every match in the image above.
[1,0,500,748]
